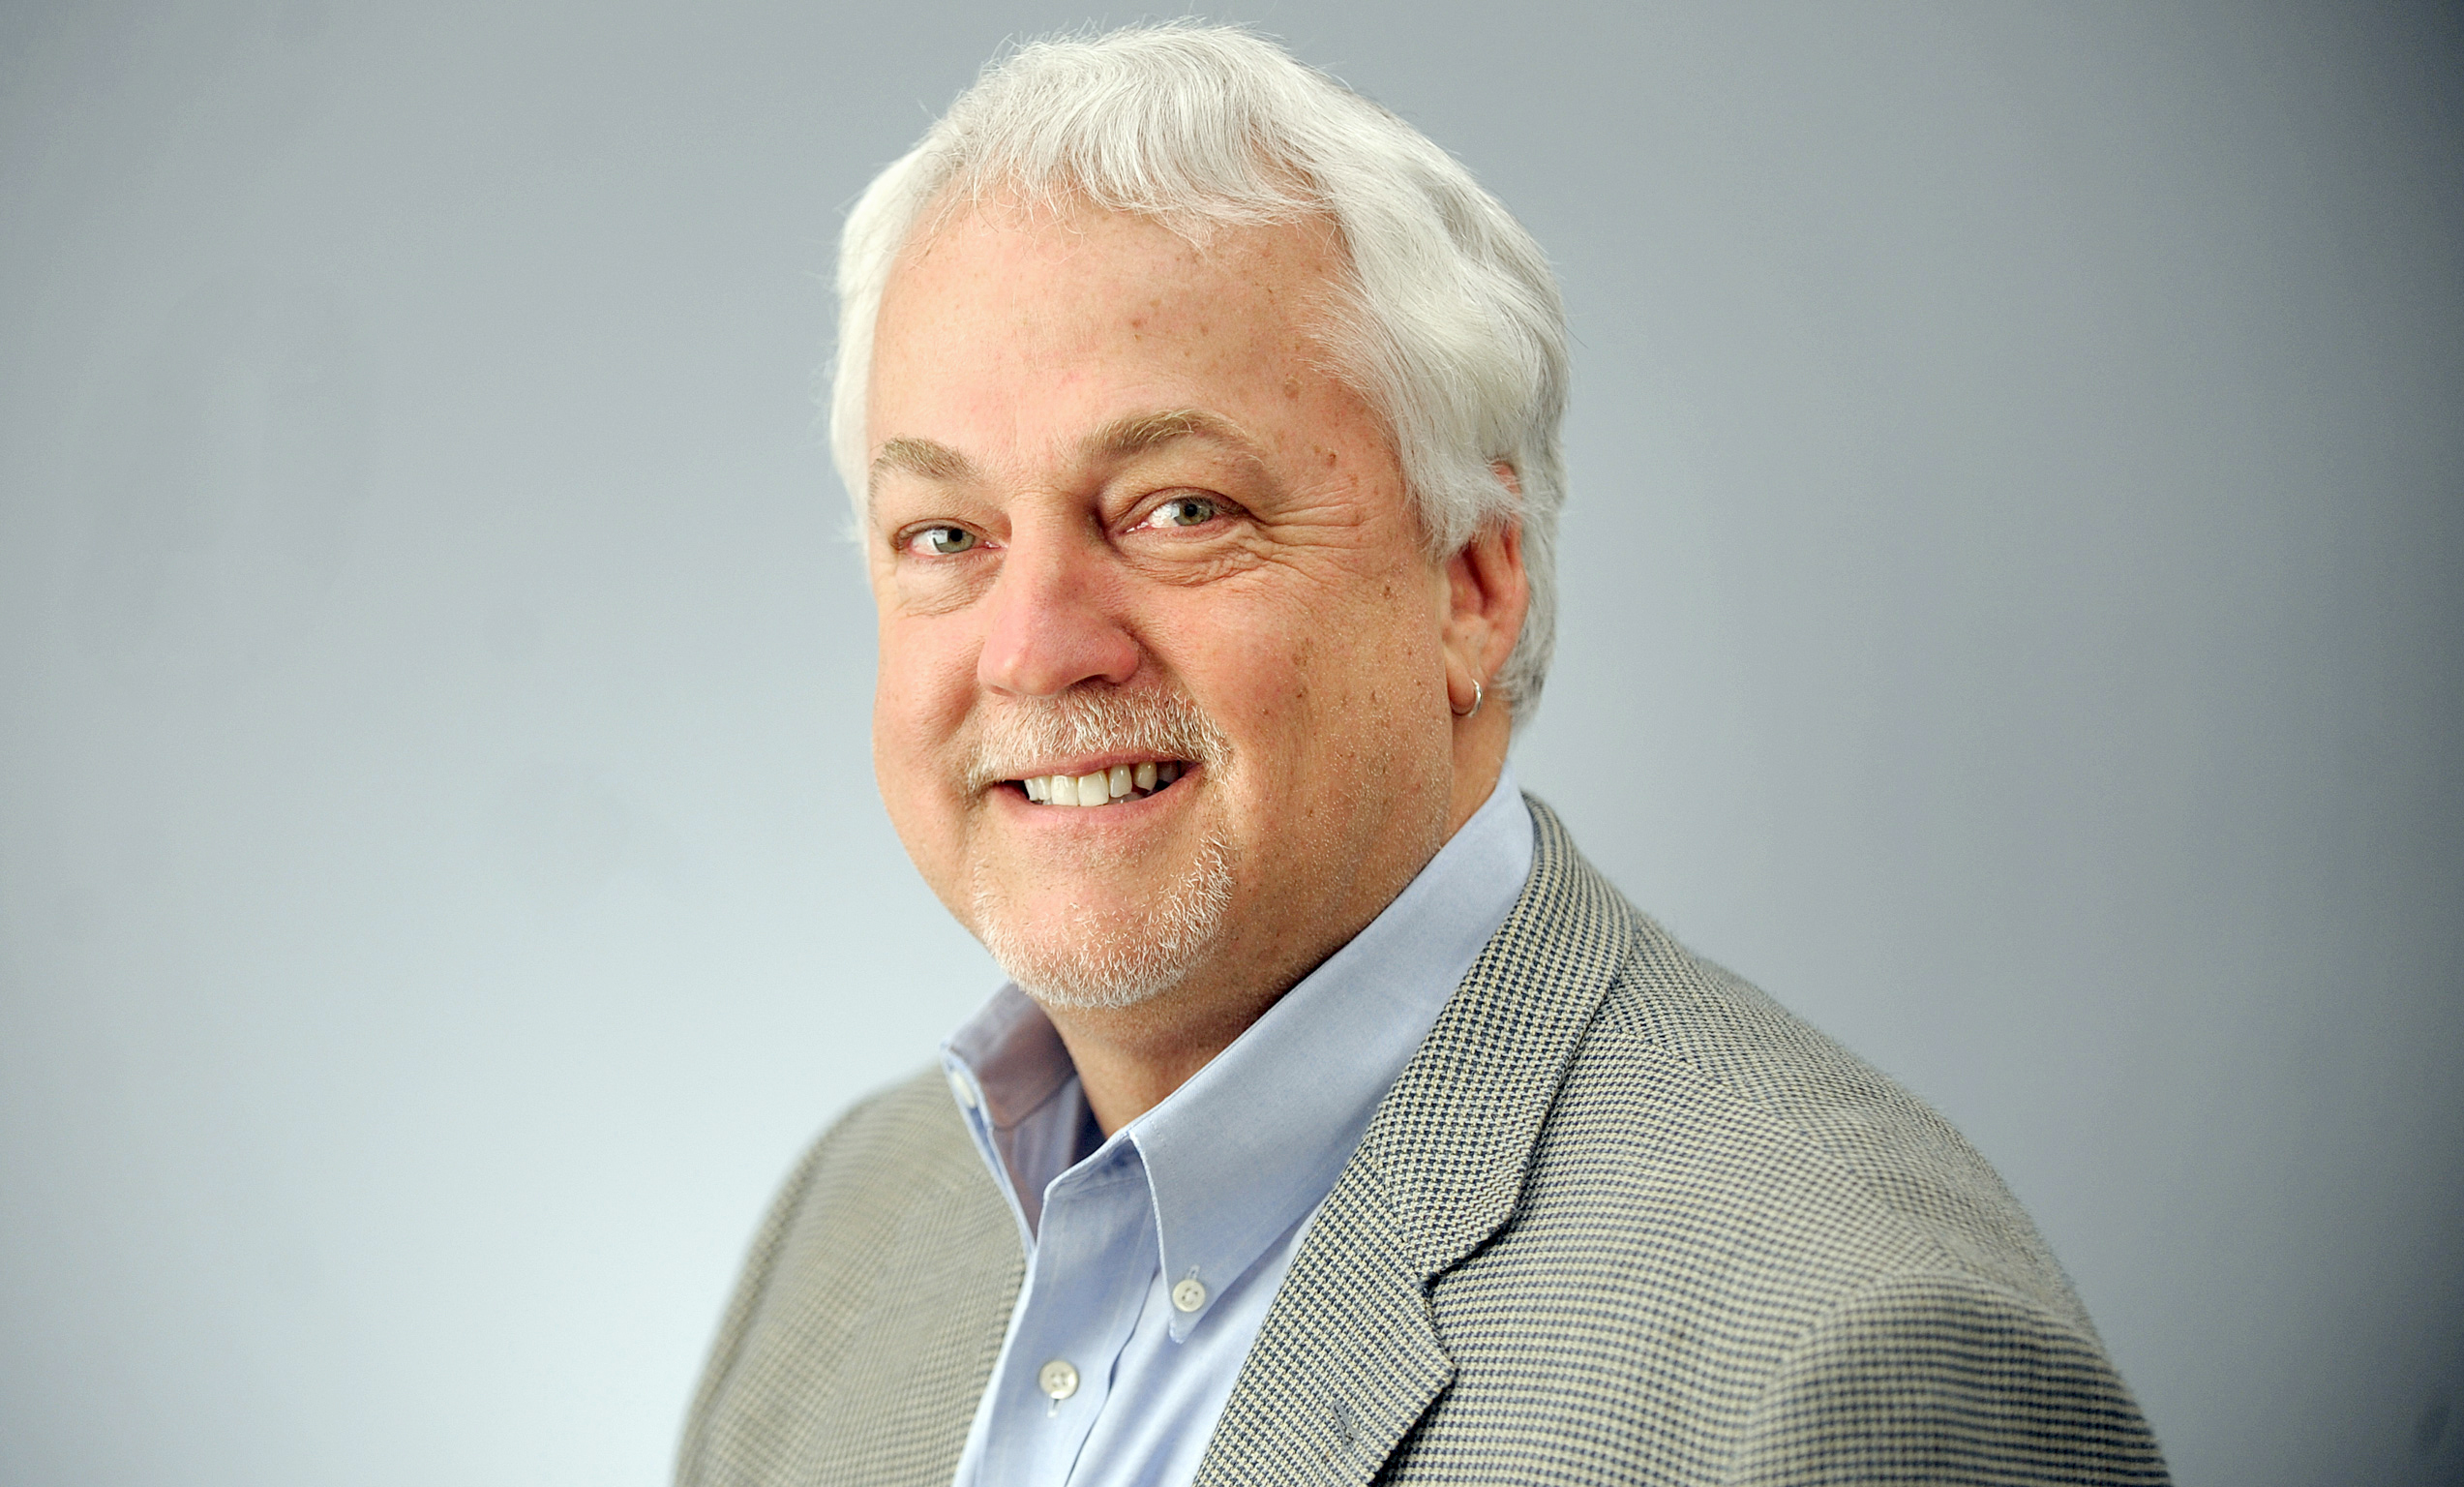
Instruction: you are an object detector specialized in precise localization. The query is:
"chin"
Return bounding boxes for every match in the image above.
[968,830,1234,1012]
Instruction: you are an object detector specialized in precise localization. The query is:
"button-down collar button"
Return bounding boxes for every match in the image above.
[947,1070,979,1110]
[1171,1277,1208,1313]
[1037,1358,1079,1401]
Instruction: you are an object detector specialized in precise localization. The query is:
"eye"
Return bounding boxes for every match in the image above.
[1137,495,1222,531]
[903,525,979,557]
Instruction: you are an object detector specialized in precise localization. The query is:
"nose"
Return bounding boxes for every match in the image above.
[976,528,1142,698]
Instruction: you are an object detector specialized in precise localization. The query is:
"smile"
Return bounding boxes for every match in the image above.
[1015,760,1187,807]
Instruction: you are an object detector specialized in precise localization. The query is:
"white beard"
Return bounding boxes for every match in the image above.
[970,825,1235,1011]
[960,684,1236,1011]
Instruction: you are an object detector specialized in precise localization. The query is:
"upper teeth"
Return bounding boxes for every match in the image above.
[1022,760,1182,806]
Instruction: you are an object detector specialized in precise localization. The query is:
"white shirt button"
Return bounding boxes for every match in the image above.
[947,1070,978,1110]
[1172,1277,1208,1313]
[1037,1358,1080,1401]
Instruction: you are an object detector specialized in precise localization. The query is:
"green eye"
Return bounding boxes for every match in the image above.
[909,526,977,557]
[1148,497,1219,529]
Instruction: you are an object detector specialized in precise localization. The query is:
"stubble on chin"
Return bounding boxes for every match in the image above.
[958,685,1237,1011]
[970,826,1235,1011]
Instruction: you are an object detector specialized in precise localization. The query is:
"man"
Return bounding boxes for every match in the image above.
[680,24,2166,1487]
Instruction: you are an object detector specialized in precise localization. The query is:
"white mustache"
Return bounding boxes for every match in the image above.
[963,687,1230,794]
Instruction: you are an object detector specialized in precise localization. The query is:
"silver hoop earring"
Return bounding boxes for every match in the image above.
[1452,678,1484,719]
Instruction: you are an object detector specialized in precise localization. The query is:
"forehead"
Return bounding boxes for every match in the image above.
[866,201,1360,460]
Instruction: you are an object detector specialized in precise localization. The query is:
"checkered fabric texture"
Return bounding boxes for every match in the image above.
[678,800,2167,1486]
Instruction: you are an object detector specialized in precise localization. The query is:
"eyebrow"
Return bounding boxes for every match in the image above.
[866,408,1262,507]
[1086,408,1258,463]
[871,437,976,487]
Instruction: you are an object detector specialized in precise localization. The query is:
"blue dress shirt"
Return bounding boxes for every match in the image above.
[940,771,1534,1487]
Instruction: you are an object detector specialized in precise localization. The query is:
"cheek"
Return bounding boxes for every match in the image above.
[871,620,976,792]
[1302,582,1455,774]
[1204,580,1445,780]
[1307,561,1448,694]
[870,633,976,903]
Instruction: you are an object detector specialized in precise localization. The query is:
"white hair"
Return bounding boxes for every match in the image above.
[830,22,1570,722]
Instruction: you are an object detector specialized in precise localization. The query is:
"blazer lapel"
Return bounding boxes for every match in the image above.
[1195,799,1635,1486]
[1194,1163,1455,1487]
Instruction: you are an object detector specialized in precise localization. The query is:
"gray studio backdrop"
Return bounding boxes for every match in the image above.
[2,2,2457,1483]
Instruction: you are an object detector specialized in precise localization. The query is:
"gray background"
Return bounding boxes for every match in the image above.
[2,1,2457,1482]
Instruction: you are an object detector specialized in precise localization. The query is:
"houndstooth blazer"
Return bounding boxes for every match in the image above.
[679,799,2168,1485]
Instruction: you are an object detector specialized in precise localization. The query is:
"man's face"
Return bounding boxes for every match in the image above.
[864,201,1461,1016]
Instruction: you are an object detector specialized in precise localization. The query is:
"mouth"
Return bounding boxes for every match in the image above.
[1008,758,1191,808]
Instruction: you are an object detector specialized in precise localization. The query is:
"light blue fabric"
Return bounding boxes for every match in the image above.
[940,771,1534,1487]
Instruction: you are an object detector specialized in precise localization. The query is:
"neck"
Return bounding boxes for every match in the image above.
[1046,712,1512,1135]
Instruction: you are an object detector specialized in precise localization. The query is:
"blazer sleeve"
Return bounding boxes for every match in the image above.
[1724,1270,2170,1485]
[675,1127,837,1484]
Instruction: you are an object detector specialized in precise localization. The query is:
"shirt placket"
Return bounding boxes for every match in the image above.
[977,1147,1159,1485]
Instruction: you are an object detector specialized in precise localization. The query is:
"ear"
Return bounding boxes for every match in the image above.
[1440,464,1532,718]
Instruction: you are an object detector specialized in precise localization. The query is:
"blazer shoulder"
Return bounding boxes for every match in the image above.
[1728,1267,2171,1484]
[804,1064,985,1198]
[677,1067,1019,1487]
[1578,908,2091,1331]
[1261,816,2165,1485]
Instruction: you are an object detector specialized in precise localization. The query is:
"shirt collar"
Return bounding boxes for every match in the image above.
[944,768,1535,1338]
